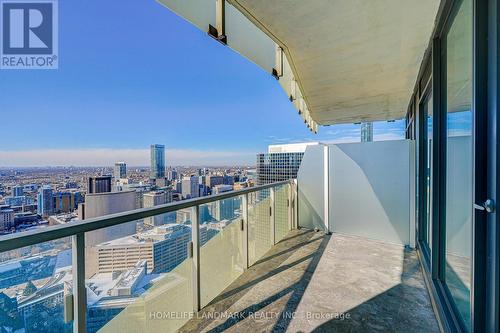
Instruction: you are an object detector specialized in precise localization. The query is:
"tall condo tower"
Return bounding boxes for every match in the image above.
[150,144,166,180]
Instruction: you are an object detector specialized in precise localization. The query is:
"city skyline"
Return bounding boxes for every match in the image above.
[0,0,405,167]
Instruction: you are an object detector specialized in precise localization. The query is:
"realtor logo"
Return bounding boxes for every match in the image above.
[1,0,58,69]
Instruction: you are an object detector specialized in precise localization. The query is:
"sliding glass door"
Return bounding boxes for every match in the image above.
[412,0,499,331]
[443,0,473,330]
[418,89,433,262]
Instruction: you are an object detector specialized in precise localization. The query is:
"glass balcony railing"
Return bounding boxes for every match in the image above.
[199,196,244,308]
[0,180,296,333]
[0,237,73,333]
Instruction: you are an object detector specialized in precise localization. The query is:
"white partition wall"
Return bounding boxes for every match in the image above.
[298,140,415,246]
[329,140,413,245]
[297,144,326,231]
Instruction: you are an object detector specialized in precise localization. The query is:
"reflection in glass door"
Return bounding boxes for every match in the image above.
[443,0,473,330]
[423,94,433,255]
[418,89,433,264]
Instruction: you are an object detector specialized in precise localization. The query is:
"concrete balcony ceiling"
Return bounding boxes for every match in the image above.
[157,0,440,128]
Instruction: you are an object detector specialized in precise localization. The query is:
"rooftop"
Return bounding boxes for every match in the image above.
[97,223,193,247]
[267,142,320,154]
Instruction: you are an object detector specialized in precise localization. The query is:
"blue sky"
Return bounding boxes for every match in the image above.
[0,0,405,166]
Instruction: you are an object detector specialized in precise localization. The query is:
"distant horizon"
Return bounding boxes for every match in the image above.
[0,147,258,167]
[0,136,407,168]
[0,165,257,169]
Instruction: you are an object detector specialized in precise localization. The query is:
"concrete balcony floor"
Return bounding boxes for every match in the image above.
[179,229,440,333]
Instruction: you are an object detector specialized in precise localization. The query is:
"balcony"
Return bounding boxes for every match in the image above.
[0,140,442,332]
[0,0,497,330]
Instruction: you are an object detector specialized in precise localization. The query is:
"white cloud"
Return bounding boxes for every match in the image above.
[0,148,257,167]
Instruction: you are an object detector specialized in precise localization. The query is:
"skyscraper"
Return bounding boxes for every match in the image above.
[205,175,224,188]
[87,176,112,194]
[166,167,178,181]
[256,143,318,185]
[210,185,239,221]
[11,186,23,197]
[82,190,138,277]
[181,176,199,199]
[37,186,53,218]
[143,191,167,226]
[0,205,15,231]
[150,144,166,180]
[361,122,373,142]
[114,162,127,180]
[53,192,72,214]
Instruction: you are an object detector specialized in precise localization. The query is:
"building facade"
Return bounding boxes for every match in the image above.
[143,191,167,226]
[11,186,23,197]
[256,153,304,186]
[114,162,127,180]
[181,176,199,199]
[0,205,14,231]
[37,186,53,218]
[150,144,165,180]
[360,122,373,142]
[256,143,319,186]
[87,176,112,194]
[95,224,208,274]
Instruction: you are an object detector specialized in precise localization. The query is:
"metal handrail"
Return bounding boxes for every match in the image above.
[0,180,293,253]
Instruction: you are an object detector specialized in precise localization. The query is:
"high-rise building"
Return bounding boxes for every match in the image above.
[205,175,224,188]
[87,176,112,194]
[198,184,209,197]
[52,192,81,214]
[223,175,235,185]
[82,190,138,277]
[256,143,319,185]
[255,143,317,255]
[95,224,208,274]
[166,168,178,181]
[150,144,165,180]
[11,186,23,197]
[82,191,138,245]
[182,176,199,199]
[114,162,127,180]
[361,122,373,142]
[143,191,167,226]
[209,185,239,221]
[37,186,53,218]
[164,188,173,203]
[0,205,14,231]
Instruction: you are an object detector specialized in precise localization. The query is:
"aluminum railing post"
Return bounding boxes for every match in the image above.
[72,233,86,333]
[191,205,201,312]
[242,193,249,269]
[294,180,298,229]
[287,182,292,231]
[270,187,276,245]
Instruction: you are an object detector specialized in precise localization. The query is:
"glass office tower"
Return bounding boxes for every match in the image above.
[256,152,304,186]
[150,144,166,180]
[114,162,127,180]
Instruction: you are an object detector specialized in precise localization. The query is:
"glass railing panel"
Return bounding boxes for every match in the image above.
[90,209,193,333]
[199,196,244,308]
[274,185,289,243]
[0,237,73,333]
[248,189,271,265]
